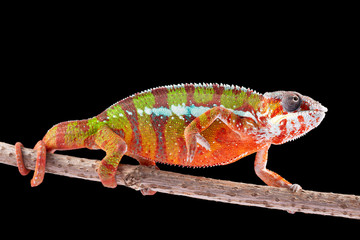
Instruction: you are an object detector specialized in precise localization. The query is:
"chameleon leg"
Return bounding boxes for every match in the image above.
[254,144,302,192]
[15,140,47,187]
[94,125,128,188]
[184,106,249,163]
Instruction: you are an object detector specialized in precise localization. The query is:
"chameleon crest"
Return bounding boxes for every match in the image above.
[15,83,327,194]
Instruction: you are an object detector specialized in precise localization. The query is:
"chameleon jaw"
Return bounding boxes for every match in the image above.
[269,108,327,144]
[269,108,327,125]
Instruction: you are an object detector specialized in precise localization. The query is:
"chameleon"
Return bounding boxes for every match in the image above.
[15,83,327,194]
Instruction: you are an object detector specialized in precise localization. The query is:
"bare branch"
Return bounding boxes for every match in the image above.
[0,141,359,219]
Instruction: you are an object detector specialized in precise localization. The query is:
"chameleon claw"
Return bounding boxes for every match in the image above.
[286,184,302,214]
[140,188,157,196]
[287,210,297,214]
[289,184,302,193]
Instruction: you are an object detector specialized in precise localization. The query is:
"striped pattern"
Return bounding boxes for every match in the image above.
[18,83,327,189]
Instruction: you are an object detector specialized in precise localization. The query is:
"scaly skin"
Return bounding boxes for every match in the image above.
[15,83,327,194]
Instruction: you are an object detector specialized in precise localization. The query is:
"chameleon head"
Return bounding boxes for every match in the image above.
[264,91,328,145]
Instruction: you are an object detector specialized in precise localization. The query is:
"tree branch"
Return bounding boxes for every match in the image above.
[0,141,359,219]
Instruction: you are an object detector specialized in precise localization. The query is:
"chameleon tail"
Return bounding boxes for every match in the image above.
[43,119,96,151]
[15,141,46,187]
[15,119,96,187]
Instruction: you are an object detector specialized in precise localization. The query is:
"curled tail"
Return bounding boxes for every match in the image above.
[15,141,46,187]
[15,118,100,186]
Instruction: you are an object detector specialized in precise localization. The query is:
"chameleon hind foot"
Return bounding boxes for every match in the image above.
[15,140,47,187]
[95,125,128,189]
[97,161,119,188]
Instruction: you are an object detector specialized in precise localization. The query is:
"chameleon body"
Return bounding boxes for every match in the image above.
[15,83,327,193]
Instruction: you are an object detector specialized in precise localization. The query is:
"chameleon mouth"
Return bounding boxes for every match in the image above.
[306,97,328,113]
[315,104,328,113]
[291,109,327,122]
[269,108,327,126]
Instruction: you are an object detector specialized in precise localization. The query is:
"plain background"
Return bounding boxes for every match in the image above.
[1,5,358,236]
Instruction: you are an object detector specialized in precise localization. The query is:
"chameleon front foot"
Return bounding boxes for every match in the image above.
[286,185,302,214]
[289,184,302,193]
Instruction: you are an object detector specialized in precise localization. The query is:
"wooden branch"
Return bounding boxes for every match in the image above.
[0,141,359,219]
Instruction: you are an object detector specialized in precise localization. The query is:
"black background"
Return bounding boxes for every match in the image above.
[1,5,359,236]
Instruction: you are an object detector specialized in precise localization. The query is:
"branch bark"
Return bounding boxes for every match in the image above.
[0,141,359,219]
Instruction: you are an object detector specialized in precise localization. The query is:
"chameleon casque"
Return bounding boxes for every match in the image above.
[15,83,327,194]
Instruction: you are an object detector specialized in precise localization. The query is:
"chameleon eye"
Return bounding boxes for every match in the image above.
[282,93,302,112]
